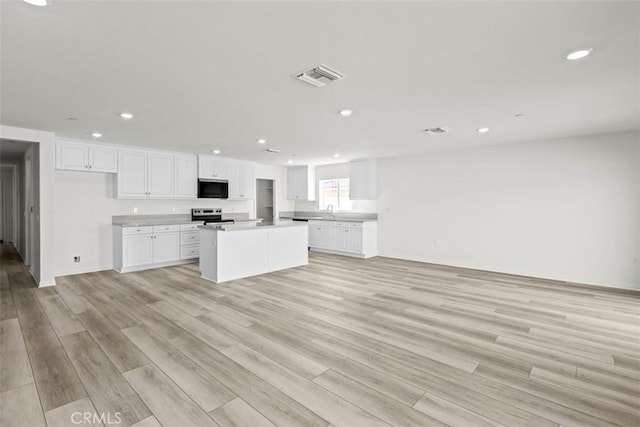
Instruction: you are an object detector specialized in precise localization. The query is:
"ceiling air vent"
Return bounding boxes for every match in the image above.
[263,148,281,154]
[423,127,449,135]
[294,63,347,87]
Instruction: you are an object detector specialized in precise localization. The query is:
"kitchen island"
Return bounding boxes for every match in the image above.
[198,221,308,283]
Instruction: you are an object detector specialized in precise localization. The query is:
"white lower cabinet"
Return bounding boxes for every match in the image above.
[179,223,200,260]
[308,220,376,258]
[333,226,350,252]
[122,229,154,268]
[114,223,199,272]
[152,228,180,264]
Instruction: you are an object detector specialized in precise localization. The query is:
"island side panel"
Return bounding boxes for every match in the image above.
[199,228,219,282]
[268,224,308,272]
[217,228,269,283]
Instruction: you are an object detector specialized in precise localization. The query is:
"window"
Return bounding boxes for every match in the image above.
[319,178,352,211]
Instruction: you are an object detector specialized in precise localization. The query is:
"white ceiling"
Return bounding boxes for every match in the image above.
[1,0,638,165]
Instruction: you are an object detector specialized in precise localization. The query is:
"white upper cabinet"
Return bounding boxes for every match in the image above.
[174,154,198,198]
[117,150,174,199]
[89,146,118,172]
[56,140,117,173]
[228,160,255,200]
[287,165,315,201]
[147,153,174,198]
[117,150,148,198]
[198,155,228,179]
[349,159,377,200]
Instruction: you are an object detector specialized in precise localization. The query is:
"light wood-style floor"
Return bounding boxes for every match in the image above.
[1,243,639,427]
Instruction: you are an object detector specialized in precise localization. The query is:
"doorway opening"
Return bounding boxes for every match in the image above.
[0,139,40,280]
[256,179,275,224]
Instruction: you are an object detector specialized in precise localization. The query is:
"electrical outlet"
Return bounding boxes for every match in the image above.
[133,207,138,214]
[172,207,176,213]
[434,239,440,247]
[73,256,81,263]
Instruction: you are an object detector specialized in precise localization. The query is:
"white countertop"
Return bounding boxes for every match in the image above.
[198,220,307,232]
[279,215,376,223]
[115,218,263,227]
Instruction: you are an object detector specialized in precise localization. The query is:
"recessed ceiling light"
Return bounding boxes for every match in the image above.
[23,0,47,6]
[91,132,103,138]
[119,112,134,120]
[566,48,593,61]
[477,127,490,134]
[257,138,267,144]
[333,153,340,158]
[339,109,353,117]
[212,149,221,154]
[287,160,293,164]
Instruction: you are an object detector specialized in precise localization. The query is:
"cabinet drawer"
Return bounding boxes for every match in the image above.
[122,226,152,235]
[333,221,363,228]
[180,230,200,244]
[180,245,200,259]
[153,224,180,233]
[180,223,200,231]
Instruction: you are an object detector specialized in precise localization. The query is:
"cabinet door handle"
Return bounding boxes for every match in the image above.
[344,230,349,232]
[89,165,92,169]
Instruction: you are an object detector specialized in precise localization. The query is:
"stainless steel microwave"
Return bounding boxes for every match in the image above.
[197,179,228,199]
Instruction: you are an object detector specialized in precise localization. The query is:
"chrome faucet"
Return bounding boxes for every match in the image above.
[327,204,334,217]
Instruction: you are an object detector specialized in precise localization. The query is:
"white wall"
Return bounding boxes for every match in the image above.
[376,131,640,289]
[53,163,294,276]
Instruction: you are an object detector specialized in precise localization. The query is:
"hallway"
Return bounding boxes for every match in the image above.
[1,243,37,309]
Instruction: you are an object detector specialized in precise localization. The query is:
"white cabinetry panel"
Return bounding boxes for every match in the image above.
[56,141,87,171]
[117,150,177,199]
[198,155,228,179]
[174,155,198,198]
[89,146,117,173]
[147,153,174,198]
[117,150,148,198]
[114,223,198,272]
[349,159,377,200]
[308,220,376,258]
[287,166,315,201]
[56,140,117,173]
[228,160,255,200]
[123,234,154,267]
[152,232,180,263]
